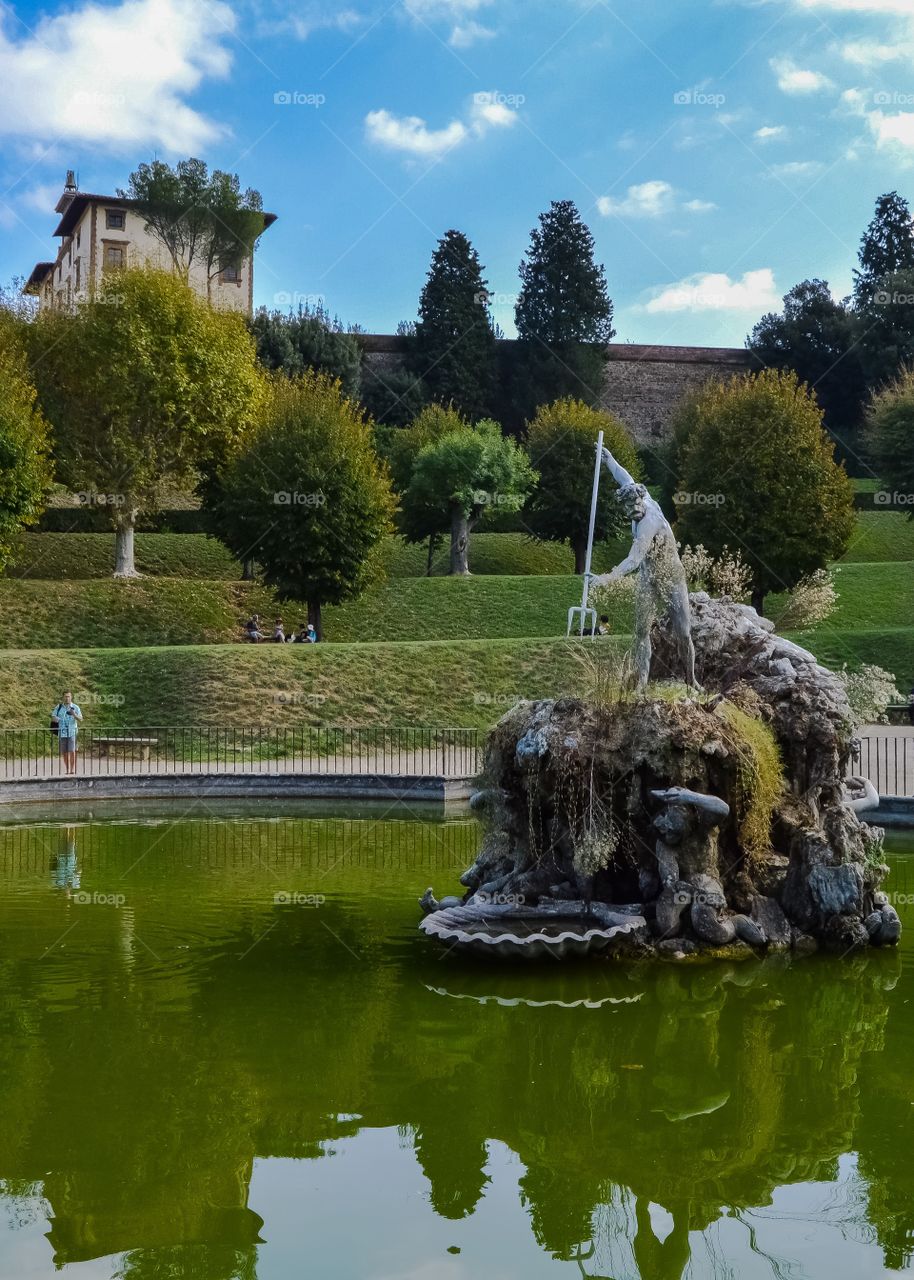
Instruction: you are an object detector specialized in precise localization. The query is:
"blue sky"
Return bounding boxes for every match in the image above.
[2,0,914,346]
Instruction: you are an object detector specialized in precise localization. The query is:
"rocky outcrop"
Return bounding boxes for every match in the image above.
[422,595,899,960]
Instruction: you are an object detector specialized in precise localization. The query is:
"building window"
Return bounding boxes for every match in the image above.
[104,243,127,271]
[105,209,125,231]
[220,264,242,284]
[75,259,80,291]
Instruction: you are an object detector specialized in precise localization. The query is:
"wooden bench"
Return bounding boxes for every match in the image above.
[91,736,160,763]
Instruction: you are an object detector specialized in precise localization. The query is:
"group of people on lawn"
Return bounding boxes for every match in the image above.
[243,614,319,644]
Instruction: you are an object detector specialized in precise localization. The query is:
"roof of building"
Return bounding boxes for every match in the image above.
[52,192,278,238]
[23,262,55,294]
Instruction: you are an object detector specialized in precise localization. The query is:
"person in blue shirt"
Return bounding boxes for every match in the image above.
[52,691,83,775]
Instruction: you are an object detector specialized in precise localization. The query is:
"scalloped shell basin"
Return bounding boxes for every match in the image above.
[419,901,646,961]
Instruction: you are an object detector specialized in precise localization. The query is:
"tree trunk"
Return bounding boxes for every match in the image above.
[751,588,765,617]
[308,600,323,640]
[241,558,255,581]
[426,534,437,577]
[572,535,587,575]
[113,509,141,578]
[450,510,471,576]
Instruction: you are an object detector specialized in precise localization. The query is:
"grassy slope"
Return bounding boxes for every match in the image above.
[9,533,241,580]
[5,629,912,732]
[838,512,914,563]
[9,531,630,582]
[0,561,910,652]
[0,579,278,647]
[0,636,628,729]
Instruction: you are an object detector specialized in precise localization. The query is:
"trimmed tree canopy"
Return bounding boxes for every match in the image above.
[404,418,537,575]
[865,367,914,518]
[524,398,639,573]
[215,372,396,634]
[30,268,263,577]
[0,315,51,572]
[673,369,855,611]
[120,158,266,293]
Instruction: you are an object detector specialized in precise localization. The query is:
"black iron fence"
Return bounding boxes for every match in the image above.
[0,726,483,781]
[2,723,908,795]
[852,733,914,798]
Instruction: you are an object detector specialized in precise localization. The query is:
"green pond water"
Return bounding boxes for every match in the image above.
[0,802,913,1280]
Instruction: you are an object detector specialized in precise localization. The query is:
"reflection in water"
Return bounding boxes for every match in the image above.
[49,826,80,894]
[0,809,911,1279]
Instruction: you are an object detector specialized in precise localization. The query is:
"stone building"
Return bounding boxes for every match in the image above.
[23,171,276,315]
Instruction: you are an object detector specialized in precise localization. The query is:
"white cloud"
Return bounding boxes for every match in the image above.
[597,180,714,218]
[450,20,494,47]
[755,125,788,141]
[365,111,467,157]
[868,110,914,152]
[0,0,232,153]
[791,0,914,12]
[840,39,909,66]
[772,159,825,177]
[257,7,364,40]
[643,269,780,314]
[598,180,676,218]
[365,90,517,158]
[404,0,495,46]
[19,182,63,214]
[771,57,834,94]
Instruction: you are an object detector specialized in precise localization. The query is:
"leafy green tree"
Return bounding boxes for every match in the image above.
[381,404,466,573]
[524,398,639,572]
[747,279,867,467]
[513,200,615,422]
[865,367,914,516]
[856,268,914,392]
[30,268,262,577]
[250,304,362,398]
[215,372,395,636]
[404,419,537,575]
[411,230,497,419]
[361,364,428,428]
[0,315,52,571]
[853,192,914,309]
[674,369,855,614]
[120,158,267,293]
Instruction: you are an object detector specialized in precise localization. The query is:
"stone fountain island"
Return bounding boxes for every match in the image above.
[420,594,901,962]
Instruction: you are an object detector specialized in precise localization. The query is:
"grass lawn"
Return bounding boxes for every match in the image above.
[0,635,628,729]
[9,531,629,581]
[4,627,912,733]
[839,512,914,563]
[9,532,241,580]
[1,561,910,656]
[0,579,278,648]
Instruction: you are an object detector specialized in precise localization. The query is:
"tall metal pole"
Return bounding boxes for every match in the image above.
[568,431,604,637]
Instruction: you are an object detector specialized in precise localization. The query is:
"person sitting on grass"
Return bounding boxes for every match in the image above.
[290,623,310,644]
[305,623,319,644]
[597,614,611,635]
[51,691,83,776]
[273,617,287,643]
[244,614,264,643]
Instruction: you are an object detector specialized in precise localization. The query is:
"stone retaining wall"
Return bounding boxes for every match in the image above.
[360,335,758,446]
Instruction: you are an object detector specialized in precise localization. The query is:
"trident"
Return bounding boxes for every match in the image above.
[566,430,603,638]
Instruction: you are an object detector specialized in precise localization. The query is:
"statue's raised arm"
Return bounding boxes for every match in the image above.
[600,445,637,492]
[592,444,697,689]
